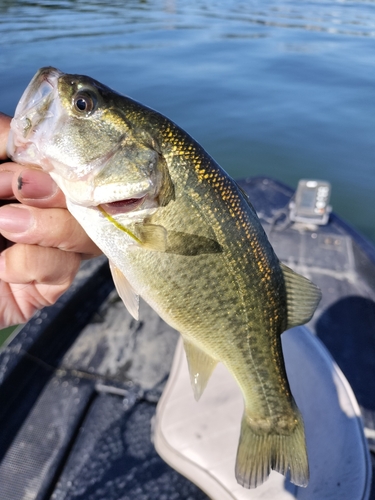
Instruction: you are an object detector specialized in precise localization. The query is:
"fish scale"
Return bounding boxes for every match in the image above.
[118,138,296,428]
[7,66,321,490]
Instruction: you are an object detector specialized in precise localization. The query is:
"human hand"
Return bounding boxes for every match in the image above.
[0,112,101,328]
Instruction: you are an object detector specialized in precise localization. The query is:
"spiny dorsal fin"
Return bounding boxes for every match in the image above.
[182,338,218,401]
[109,261,139,320]
[281,263,321,329]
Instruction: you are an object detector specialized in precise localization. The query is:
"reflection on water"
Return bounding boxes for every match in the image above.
[2,0,375,40]
[0,0,374,241]
[2,1,375,43]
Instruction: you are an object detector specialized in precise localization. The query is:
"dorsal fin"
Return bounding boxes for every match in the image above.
[109,261,139,320]
[182,338,218,401]
[281,263,321,329]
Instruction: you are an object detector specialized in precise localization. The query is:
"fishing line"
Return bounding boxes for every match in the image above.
[98,205,143,244]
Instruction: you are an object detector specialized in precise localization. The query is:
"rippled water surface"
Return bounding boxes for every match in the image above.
[1,0,374,240]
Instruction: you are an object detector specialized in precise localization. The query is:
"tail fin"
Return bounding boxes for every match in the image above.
[235,409,309,489]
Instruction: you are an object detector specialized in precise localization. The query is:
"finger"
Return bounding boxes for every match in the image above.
[14,168,67,208]
[0,113,11,160]
[0,204,101,257]
[0,116,64,206]
[0,243,80,327]
[0,243,81,286]
[0,277,74,328]
[0,163,67,208]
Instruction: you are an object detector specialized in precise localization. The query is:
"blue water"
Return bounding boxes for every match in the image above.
[1,0,374,241]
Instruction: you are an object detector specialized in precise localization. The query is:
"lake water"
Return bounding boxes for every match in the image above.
[0,0,374,241]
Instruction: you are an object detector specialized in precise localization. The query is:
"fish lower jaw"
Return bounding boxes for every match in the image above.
[8,141,42,168]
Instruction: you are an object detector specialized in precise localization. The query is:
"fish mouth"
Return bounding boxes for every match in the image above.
[8,67,62,165]
[20,68,60,116]
[99,195,147,215]
[14,67,61,134]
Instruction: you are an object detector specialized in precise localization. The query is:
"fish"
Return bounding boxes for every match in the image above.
[7,67,321,489]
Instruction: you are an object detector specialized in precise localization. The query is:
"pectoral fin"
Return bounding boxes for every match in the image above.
[134,223,168,252]
[109,261,139,320]
[99,206,167,252]
[182,338,218,401]
[281,263,322,329]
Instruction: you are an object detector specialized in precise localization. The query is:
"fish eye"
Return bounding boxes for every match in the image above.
[73,91,97,114]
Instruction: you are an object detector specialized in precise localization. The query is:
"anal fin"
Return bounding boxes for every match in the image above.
[109,261,139,320]
[182,338,217,401]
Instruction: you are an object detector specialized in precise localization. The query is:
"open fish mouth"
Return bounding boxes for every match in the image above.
[99,196,147,215]
[8,67,62,166]
[13,67,61,136]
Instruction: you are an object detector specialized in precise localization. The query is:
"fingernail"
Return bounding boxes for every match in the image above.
[18,169,57,199]
[0,205,33,233]
[0,171,15,199]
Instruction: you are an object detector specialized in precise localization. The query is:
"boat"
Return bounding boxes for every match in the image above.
[0,176,373,499]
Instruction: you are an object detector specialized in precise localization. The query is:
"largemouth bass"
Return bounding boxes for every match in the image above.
[7,67,321,489]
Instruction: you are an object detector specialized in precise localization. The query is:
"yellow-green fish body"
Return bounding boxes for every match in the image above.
[7,67,321,489]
